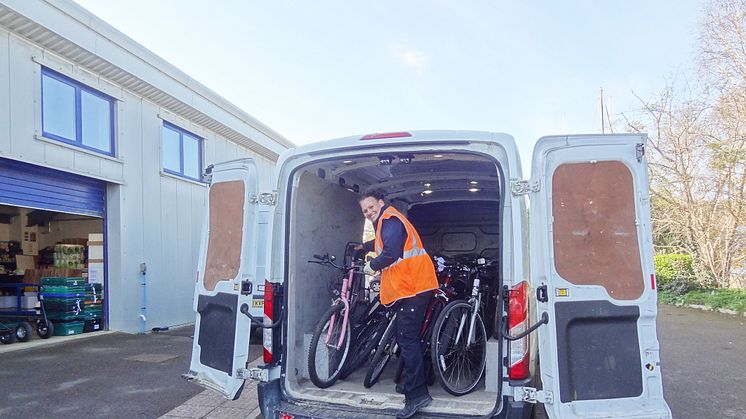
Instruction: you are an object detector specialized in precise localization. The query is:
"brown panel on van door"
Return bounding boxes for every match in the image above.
[552,161,644,300]
[204,180,245,291]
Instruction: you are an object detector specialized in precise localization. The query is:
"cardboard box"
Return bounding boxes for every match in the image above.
[16,255,36,272]
[88,233,104,263]
[21,294,39,309]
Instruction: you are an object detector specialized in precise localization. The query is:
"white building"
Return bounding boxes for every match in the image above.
[0,0,292,333]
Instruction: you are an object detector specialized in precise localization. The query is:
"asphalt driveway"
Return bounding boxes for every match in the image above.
[0,327,205,418]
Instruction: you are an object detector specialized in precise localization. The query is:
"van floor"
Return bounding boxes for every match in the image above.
[291,358,497,416]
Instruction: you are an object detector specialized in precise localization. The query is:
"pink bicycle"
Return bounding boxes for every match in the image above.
[307,242,380,388]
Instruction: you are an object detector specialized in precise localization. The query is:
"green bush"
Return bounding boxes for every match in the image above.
[654,254,697,295]
[659,288,746,314]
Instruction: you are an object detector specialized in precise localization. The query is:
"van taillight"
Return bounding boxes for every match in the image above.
[508,281,530,380]
[263,280,274,364]
[278,413,294,419]
[360,131,412,140]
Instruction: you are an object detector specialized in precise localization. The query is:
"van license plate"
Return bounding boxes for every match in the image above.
[252,300,264,308]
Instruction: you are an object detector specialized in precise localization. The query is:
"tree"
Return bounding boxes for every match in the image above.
[626,0,746,287]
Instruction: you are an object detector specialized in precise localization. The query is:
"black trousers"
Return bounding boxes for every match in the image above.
[394,291,431,401]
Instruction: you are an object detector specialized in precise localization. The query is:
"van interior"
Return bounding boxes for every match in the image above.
[283,151,506,415]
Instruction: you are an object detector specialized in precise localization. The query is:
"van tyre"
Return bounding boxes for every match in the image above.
[364,316,398,388]
[15,321,33,342]
[308,303,352,388]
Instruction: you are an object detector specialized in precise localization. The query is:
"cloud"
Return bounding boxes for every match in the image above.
[390,42,429,72]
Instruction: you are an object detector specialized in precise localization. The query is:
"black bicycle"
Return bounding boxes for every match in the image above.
[430,257,496,396]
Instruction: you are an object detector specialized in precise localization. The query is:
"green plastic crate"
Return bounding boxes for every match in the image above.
[41,277,86,286]
[52,321,84,336]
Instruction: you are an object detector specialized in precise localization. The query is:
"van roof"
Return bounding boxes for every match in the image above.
[288,130,517,156]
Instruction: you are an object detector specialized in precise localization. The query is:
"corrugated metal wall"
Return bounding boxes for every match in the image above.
[0,26,281,332]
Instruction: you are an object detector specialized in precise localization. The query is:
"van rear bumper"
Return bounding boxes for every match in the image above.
[259,379,533,419]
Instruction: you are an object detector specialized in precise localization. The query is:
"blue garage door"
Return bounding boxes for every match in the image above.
[0,158,106,217]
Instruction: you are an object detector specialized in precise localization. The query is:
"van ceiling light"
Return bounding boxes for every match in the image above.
[469,188,480,192]
[470,181,478,185]
[433,154,444,158]
[424,183,431,187]
[423,189,433,195]
[378,156,394,165]
[398,154,414,164]
[361,132,412,140]
[343,160,354,164]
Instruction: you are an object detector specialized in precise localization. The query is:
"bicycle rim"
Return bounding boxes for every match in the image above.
[432,301,487,396]
[308,304,352,388]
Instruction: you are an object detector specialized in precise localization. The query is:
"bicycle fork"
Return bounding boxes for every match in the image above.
[455,277,481,347]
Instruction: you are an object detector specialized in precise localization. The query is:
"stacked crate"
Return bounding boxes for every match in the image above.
[40,277,87,336]
[80,283,104,332]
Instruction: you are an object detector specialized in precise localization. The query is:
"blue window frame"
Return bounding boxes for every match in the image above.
[162,122,203,181]
[41,68,116,156]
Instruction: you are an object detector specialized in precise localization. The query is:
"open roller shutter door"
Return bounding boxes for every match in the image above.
[0,158,106,217]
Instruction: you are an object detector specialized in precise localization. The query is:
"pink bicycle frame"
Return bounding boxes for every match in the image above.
[325,264,356,349]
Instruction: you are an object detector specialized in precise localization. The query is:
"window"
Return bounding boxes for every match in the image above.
[162,122,203,181]
[41,68,115,155]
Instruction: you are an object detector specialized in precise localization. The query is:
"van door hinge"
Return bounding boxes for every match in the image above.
[237,367,268,382]
[636,143,645,162]
[249,193,278,206]
[514,386,553,404]
[510,180,540,196]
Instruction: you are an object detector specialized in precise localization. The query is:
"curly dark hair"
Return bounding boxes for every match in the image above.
[359,191,384,202]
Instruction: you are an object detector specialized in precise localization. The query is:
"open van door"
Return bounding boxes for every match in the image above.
[187,158,259,399]
[529,135,671,418]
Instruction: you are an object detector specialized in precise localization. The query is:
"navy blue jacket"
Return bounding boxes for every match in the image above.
[362,205,406,272]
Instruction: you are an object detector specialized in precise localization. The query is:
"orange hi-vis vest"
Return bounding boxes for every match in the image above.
[375,206,438,305]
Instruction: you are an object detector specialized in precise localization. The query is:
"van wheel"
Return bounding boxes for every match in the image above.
[308,303,352,388]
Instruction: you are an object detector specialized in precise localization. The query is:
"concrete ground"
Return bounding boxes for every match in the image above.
[159,358,263,419]
[0,326,210,418]
[2,304,744,419]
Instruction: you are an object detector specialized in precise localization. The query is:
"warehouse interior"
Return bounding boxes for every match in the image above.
[0,204,106,342]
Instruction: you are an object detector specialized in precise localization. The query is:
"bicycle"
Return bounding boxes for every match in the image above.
[430,257,496,396]
[307,242,376,388]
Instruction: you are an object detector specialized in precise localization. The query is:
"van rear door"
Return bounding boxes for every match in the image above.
[187,158,258,399]
[529,135,671,418]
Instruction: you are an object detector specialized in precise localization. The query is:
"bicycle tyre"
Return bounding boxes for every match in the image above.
[308,303,352,388]
[339,312,388,379]
[431,300,487,396]
[364,316,398,388]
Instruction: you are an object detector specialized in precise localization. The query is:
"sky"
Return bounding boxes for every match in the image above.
[72,0,704,170]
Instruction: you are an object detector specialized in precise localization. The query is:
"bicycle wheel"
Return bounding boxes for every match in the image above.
[308,303,352,388]
[364,316,398,388]
[339,311,388,379]
[431,300,487,396]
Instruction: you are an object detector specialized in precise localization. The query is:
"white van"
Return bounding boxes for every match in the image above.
[187,131,672,419]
